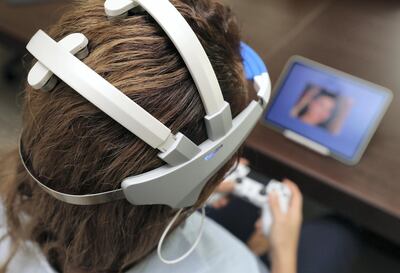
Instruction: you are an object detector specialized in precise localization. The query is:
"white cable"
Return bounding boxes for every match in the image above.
[157,206,206,264]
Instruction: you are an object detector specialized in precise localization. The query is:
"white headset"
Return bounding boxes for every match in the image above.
[20,0,271,209]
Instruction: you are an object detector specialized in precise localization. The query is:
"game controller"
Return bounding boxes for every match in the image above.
[207,163,292,235]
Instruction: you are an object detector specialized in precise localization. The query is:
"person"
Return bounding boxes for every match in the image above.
[291,85,339,129]
[0,0,302,272]
[208,167,361,273]
[0,1,358,273]
[291,85,353,135]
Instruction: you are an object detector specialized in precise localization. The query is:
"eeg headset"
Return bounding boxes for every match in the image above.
[20,0,271,209]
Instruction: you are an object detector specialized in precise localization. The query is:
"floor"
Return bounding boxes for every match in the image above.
[0,41,399,272]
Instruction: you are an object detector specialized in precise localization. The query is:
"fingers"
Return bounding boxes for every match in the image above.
[239,157,249,166]
[216,181,235,193]
[282,179,303,216]
[211,197,229,209]
[255,218,263,231]
[268,191,282,220]
[211,180,236,209]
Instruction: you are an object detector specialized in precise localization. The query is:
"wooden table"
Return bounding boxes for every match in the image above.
[1,0,399,244]
[223,0,400,244]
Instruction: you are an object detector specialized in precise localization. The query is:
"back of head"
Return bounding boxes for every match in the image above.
[0,0,246,272]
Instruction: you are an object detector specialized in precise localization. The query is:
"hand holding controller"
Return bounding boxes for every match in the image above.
[233,177,292,235]
[261,181,292,235]
[208,163,292,236]
[213,164,302,272]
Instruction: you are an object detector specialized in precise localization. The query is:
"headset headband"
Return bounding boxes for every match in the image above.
[21,0,271,208]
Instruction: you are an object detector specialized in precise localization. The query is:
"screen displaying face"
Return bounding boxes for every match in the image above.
[265,61,390,160]
[290,84,353,135]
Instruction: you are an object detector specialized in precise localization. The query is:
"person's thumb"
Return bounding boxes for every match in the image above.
[216,181,235,193]
[268,191,282,220]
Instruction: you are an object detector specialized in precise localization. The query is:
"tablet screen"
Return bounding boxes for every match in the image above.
[264,59,392,161]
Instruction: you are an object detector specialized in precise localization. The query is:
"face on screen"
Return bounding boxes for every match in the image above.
[290,84,353,135]
[265,61,390,160]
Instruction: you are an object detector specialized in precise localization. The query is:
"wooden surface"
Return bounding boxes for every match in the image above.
[1,0,400,243]
[0,1,70,43]
[223,0,400,243]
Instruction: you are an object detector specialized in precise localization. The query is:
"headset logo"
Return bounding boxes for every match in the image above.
[204,144,224,161]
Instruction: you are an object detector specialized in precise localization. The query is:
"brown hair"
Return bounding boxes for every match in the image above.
[0,0,246,272]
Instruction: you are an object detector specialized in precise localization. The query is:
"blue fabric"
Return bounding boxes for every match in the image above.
[240,42,268,80]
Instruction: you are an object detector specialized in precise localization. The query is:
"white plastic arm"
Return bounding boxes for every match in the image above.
[28,33,88,90]
[27,30,174,150]
[105,0,226,116]
[254,72,272,105]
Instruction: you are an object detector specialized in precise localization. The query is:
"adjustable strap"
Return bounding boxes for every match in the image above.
[19,138,125,205]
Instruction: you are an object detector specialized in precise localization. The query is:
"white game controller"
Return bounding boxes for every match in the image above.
[207,163,292,235]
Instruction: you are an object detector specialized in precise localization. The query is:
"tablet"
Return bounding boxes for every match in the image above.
[263,56,393,165]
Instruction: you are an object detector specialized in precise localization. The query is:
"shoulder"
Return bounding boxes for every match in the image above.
[128,211,263,273]
[0,202,55,273]
[194,212,263,272]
